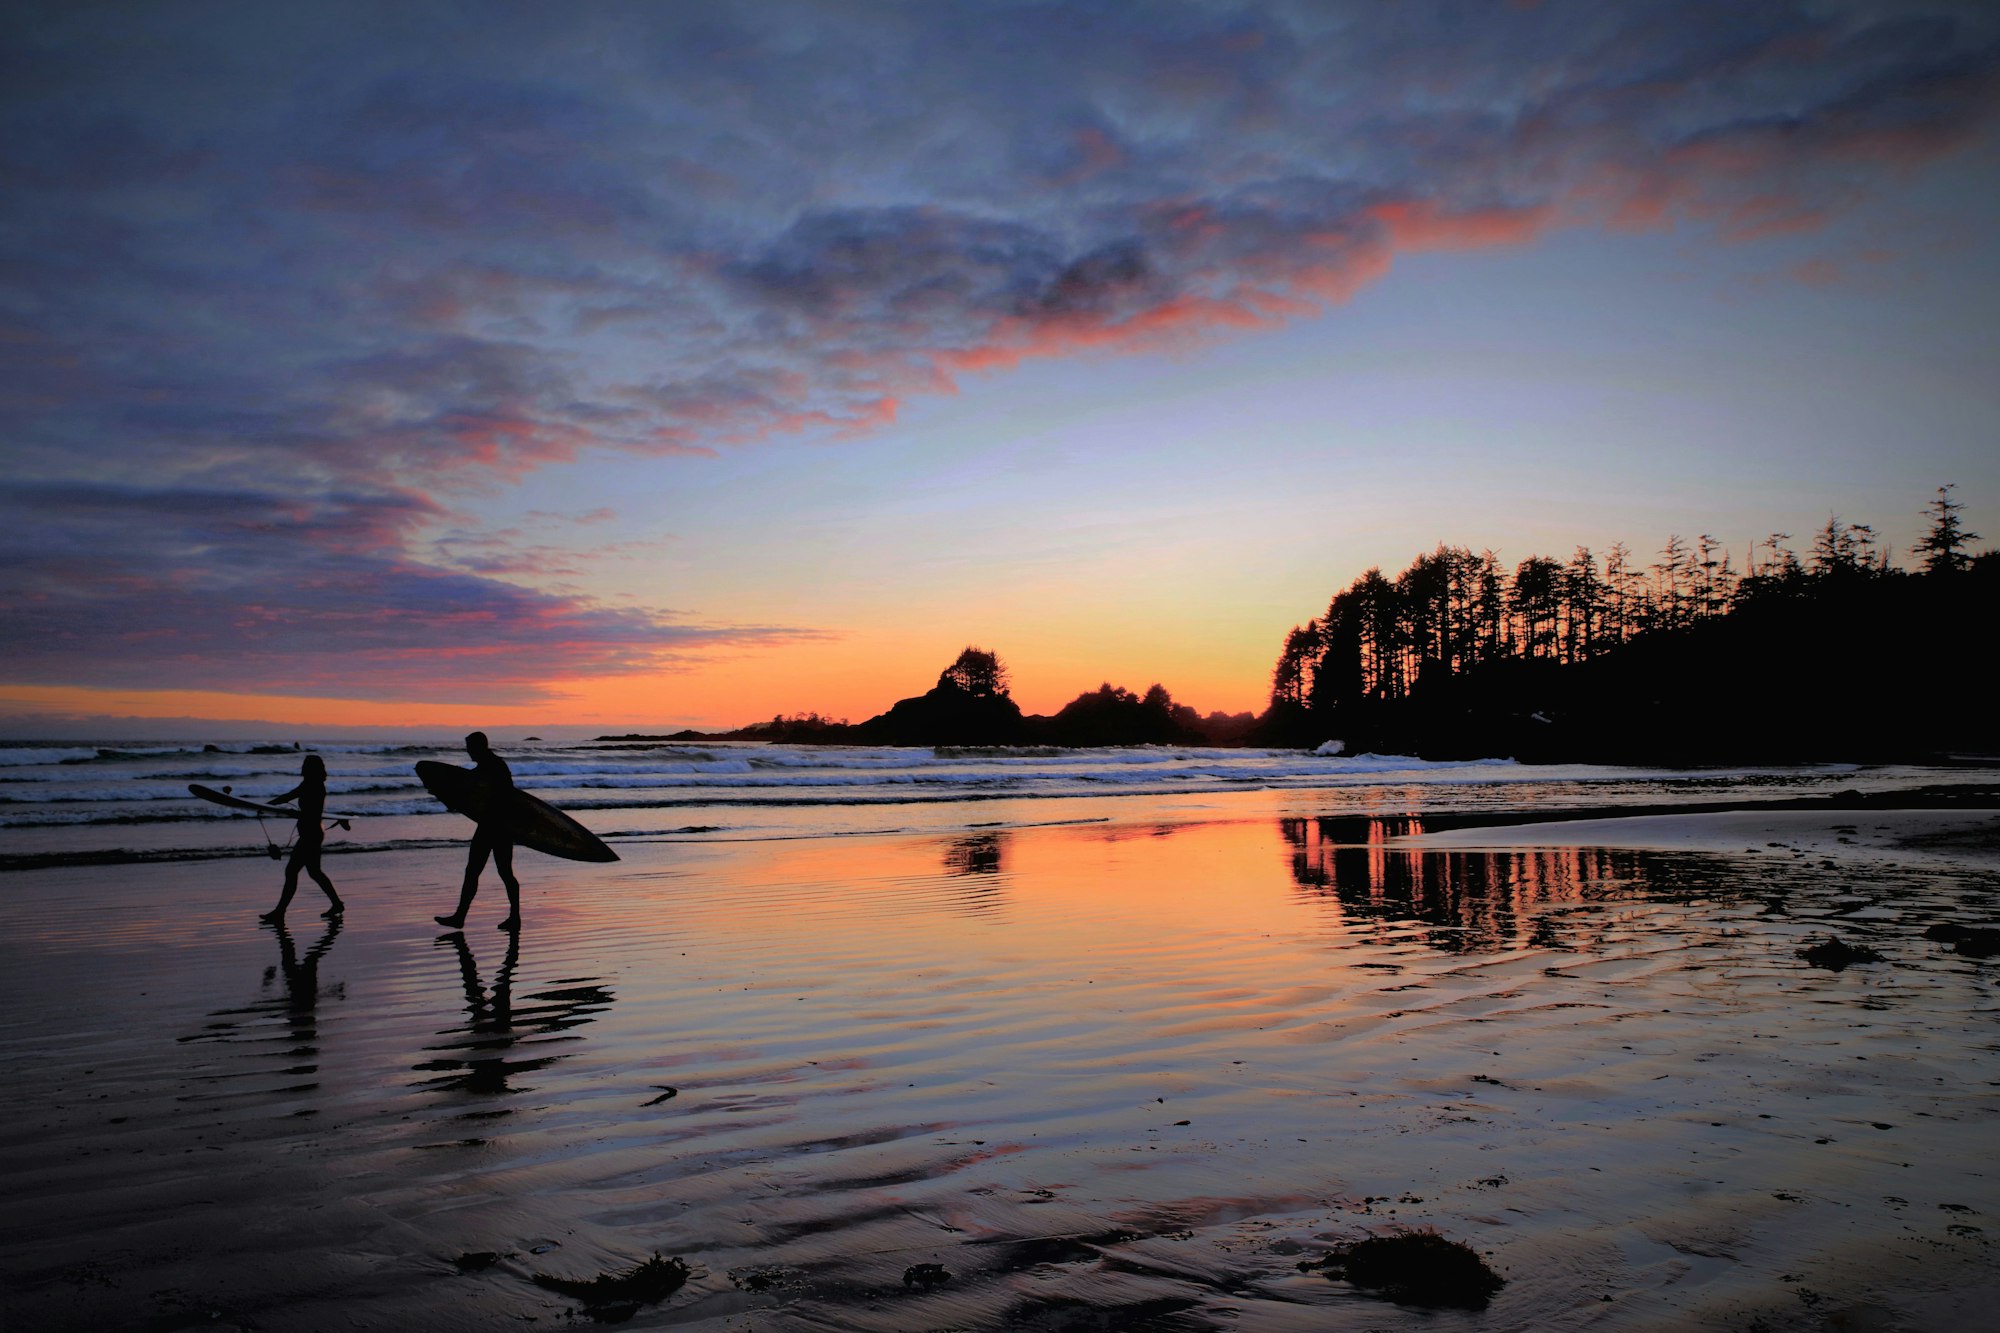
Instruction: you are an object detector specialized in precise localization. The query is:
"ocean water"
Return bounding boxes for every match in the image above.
[0,737,1984,870]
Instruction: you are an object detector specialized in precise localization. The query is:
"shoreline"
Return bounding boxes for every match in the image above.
[1398,805,2000,870]
[1400,800,2000,860]
[7,774,1999,876]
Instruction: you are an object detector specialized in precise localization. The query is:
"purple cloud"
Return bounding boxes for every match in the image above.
[0,483,808,703]
[3,1,1996,699]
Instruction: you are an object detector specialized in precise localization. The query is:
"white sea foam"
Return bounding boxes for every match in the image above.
[0,736,1901,850]
[0,747,101,767]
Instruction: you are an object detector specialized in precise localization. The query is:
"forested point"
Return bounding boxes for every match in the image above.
[1261,487,1997,761]
[605,489,1995,762]
[609,647,1260,750]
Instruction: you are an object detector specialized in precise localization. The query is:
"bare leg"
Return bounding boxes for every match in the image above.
[436,831,492,928]
[494,840,521,930]
[309,860,343,916]
[261,855,304,921]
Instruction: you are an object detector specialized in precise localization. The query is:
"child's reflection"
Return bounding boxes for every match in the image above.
[178,917,343,1099]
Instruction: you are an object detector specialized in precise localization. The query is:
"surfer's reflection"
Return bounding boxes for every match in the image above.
[412,929,615,1097]
[178,917,344,1098]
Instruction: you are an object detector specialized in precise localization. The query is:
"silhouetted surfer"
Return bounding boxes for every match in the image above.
[259,754,344,922]
[435,732,522,932]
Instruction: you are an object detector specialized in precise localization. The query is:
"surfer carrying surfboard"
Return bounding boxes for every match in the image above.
[434,732,524,932]
[258,755,345,923]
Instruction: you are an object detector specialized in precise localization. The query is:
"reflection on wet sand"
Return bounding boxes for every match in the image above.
[12,814,2000,1331]
[176,918,343,1097]
[1281,815,1645,950]
[412,930,615,1097]
[942,832,1005,876]
[941,831,1009,916]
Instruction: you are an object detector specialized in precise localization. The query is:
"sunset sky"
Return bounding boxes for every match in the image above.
[5,1,1998,736]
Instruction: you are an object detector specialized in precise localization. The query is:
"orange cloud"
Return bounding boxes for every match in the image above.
[1365,199,1557,252]
[940,292,1277,376]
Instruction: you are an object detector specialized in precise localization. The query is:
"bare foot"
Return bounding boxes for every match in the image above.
[434,915,464,929]
[321,902,345,918]
[496,917,520,931]
[258,909,283,923]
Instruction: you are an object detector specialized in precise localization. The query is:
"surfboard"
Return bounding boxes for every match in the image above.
[413,761,619,863]
[188,783,358,828]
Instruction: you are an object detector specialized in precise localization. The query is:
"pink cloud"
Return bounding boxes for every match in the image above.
[1365,199,1557,252]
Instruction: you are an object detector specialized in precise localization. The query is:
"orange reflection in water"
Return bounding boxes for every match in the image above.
[657,814,1642,991]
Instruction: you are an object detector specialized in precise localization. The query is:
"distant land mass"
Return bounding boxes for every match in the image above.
[603,647,1260,752]
[606,492,1998,765]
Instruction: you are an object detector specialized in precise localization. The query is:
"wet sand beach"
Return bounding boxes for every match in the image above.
[3,806,1997,1330]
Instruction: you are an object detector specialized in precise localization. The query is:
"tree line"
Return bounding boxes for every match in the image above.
[1263,486,1993,760]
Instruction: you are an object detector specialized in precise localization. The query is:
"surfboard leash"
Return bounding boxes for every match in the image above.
[252,810,289,860]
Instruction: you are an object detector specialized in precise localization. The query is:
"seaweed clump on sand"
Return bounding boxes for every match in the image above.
[903,1262,952,1290]
[451,1251,507,1273]
[1301,1229,1504,1309]
[1797,936,1885,970]
[532,1254,690,1318]
[1924,923,2000,959]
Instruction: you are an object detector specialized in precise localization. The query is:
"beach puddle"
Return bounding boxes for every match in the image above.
[1,815,1997,1329]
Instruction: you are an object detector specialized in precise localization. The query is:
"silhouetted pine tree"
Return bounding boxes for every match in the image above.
[1914,484,1979,575]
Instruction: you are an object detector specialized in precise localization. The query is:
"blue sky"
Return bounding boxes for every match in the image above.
[3,0,1996,729]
